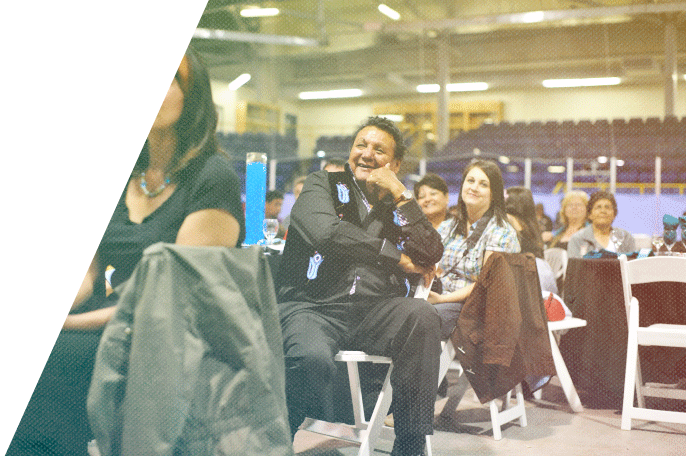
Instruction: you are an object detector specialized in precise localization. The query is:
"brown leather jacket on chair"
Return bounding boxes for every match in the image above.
[450,252,555,403]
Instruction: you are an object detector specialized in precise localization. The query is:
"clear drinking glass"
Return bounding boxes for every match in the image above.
[651,232,664,255]
[262,218,279,245]
[610,228,625,253]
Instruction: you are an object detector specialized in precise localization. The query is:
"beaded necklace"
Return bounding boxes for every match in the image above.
[139,171,171,198]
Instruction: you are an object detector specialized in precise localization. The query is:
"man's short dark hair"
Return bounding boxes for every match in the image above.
[352,116,407,162]
[266,190,284,203]
[324,158,346,169]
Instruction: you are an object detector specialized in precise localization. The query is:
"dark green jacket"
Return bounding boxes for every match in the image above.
[87,243,292,456]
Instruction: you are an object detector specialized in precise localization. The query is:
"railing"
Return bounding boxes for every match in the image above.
[552,182,686,195]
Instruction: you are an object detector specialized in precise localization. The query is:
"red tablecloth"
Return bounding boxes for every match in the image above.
[559,257,686,409]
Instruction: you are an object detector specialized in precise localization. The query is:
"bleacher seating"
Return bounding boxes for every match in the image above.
[215,131,300,192]
[435,116,684,163]
[301,117,685,195]
[216,132,298,161]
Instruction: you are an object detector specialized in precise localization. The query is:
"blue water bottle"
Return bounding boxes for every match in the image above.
[244,152,267,245]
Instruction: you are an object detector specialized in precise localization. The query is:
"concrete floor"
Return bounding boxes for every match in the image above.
[292,375,686,456]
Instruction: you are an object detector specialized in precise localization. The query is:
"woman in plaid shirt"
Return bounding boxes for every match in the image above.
[429,159,520,338]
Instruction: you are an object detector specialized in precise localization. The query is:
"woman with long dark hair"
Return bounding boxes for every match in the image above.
[428,159,520,338]
[505,186,545,259]
[9,47,245,456]
[505,186,559,293]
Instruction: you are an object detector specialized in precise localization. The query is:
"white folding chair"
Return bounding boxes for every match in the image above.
[437,338,527,440]
[533,317,587,412]
[300,280,434,456]
[544,247,568,283]
[619,254,686,431]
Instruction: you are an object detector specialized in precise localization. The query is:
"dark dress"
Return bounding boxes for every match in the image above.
[8,154,245,456]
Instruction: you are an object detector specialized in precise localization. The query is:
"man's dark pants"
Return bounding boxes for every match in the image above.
[280,296,441,439]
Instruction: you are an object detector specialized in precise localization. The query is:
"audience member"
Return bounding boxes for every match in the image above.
[277,116,443,456]
[282,175,307,236]
[414,172,452,234]
[545,190,589,250]
[506,186,557,293]
[8,47,245,456]
[323,157,346,172]
[427,159,520,339]
[506,187,545,259]
[567,190,635,258]
[265,189,284,219]
[292,175,306,200]
[265,189,286,238]
[535,202,554,232]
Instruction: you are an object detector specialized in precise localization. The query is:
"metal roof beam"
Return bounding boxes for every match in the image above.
[194,28,320,47]
[380,2,686,33]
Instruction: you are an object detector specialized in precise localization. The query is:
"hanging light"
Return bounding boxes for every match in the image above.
[240,7,279,17]
[378,4,400,21]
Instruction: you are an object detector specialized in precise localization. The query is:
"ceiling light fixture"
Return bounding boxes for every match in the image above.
[547,165,566,173]
[542,77,621,88]
[379,114,404,122]
[240,7,279,17]
[298,89,363,100]
[229,73,251,90]
[378,4,400,21]
[416,82,488,93]
[519,11,545,23]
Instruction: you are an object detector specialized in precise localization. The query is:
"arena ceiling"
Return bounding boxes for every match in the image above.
[190,0,686,100]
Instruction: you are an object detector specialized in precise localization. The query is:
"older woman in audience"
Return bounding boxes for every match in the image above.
[414,172,452,234]
[427,160,520,338]
[567,190,635,258]
[544,190,589,249]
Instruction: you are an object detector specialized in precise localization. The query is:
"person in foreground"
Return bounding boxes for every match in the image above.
[8,47,245,456]
[427,159,520,339]
[567,190,635,258]
[414,172,452,233]
[277,116,444,456]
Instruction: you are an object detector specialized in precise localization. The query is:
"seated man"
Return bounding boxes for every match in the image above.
[265,189,286,238]
[277,116,444,456]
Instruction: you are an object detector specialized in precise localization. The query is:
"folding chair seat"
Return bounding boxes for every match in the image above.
[619,255,686,430]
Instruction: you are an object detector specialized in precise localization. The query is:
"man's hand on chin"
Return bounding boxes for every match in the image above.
[365,163,404,202]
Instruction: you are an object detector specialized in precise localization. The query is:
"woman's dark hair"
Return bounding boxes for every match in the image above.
[587,190,618,218]
[450,159,508,238]
[132,46,221,181]
[352,116,407,162]
[413,172,448,199]
[505,186,544,258]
